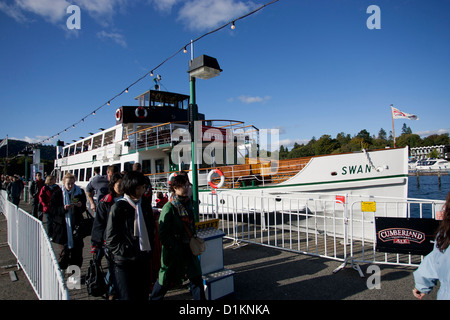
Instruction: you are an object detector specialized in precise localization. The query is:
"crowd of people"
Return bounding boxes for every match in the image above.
[3,167,449,301]
[2,165,204,301]
[1,174,26,207]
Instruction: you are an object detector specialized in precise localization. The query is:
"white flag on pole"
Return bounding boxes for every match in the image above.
[0,137,7,148]
[391,106,419,120]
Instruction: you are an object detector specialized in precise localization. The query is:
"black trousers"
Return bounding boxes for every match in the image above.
[58,242,84,270]
[114,253,152,300]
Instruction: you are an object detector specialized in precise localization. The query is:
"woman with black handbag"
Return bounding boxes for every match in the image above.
[150,174,205,300]
[49,172,87,270]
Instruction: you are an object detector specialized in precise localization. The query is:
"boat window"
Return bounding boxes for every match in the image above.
[92,135,103,150]
[74,169,79,181]
[75,142,82,154]
[63,148,69,158]
[123,162,134,172]
[86,168,92,181]
[103,130,115,146]
[79,168,85,182]
[83,139,92,152]
[142,160,151,174]
[155,159,165,173]
[69,145,75,156]
[102,165,109,175]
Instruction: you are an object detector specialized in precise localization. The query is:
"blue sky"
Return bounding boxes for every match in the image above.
[1,0,449,152]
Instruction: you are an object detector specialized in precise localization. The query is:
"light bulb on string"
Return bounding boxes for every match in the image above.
[231,21,236,30]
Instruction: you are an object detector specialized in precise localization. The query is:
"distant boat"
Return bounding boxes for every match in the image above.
[416,158,450,171]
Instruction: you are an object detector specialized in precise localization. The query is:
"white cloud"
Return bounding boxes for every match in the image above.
[238,95,271,104]
[415,128,450,137]
[177,0,258,31]
[148,0,180,12]
[1,0,71,23]
[278,138,310,150]
[0,1,28,23]
[11,135,54,144]
[96,30,127,47]
[1,0,126,25]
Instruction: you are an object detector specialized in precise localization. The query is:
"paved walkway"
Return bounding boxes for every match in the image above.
[0,200,439,301]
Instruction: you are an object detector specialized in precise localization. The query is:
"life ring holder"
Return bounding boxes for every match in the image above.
[207,169,225,189]
[135,106,148,119]
[115,108,122,121]
[168,172,178,185]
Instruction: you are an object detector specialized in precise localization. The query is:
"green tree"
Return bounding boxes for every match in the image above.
[314,134,339,155]
[401,123,412,134]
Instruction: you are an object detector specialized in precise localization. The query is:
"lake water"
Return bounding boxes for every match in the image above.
[407,174,449,218]
[408,174,450,200]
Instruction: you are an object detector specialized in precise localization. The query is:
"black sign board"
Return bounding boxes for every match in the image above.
[375,217,439,255]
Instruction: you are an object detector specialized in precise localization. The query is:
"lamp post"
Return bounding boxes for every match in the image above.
[187,55,222,222]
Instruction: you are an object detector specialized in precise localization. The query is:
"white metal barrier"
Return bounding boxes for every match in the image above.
[198,191,445,274]
[0,190,69,300]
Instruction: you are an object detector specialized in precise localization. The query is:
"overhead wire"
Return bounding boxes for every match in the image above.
[13,0,279,157]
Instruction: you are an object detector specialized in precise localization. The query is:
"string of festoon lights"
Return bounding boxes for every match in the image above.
[15,0,279,157]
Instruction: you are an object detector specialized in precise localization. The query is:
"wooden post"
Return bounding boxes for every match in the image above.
[416,170,420,187]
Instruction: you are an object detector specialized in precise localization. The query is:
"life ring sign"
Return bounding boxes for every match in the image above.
[115,108,122,121]
[168,172,177,185]
[135,106,148,119]
[207,169,225,189]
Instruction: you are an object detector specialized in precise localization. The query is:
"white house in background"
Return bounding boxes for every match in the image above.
[410,145,450,160]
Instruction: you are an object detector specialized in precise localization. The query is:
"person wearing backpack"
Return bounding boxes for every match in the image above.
[90,173,123,299]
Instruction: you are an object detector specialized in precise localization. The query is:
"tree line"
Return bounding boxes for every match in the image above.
[278,123,450,160]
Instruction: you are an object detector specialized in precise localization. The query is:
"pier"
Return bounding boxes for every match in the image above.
[0,199,439,301]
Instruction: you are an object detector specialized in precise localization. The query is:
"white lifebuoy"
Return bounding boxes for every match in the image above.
[135,107,148,119]
[168,172,178,185]
[207,169,225,189]
[115,108,122,121]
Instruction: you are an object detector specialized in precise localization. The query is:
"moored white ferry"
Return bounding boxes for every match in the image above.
[53,88,410,215]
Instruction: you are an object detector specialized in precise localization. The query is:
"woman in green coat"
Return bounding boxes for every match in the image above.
[150,174,205,300]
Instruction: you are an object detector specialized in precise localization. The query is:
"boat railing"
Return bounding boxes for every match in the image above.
[126,119,257,151]
[127,122,189,151]
[146,157,312,190]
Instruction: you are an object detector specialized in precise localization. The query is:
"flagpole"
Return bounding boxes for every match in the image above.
[391,104,396,148]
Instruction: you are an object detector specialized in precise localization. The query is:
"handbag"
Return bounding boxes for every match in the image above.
[85,258,107,297]
[189,236,205,256]
[74,210,94,239]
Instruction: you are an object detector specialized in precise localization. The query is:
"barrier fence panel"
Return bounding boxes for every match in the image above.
[199,191,349,263]
[0,190,69,300]
[349,198,445,270]
[199,191,445,274]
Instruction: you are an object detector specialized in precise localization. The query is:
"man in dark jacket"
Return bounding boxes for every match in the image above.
[7,175,24,206]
